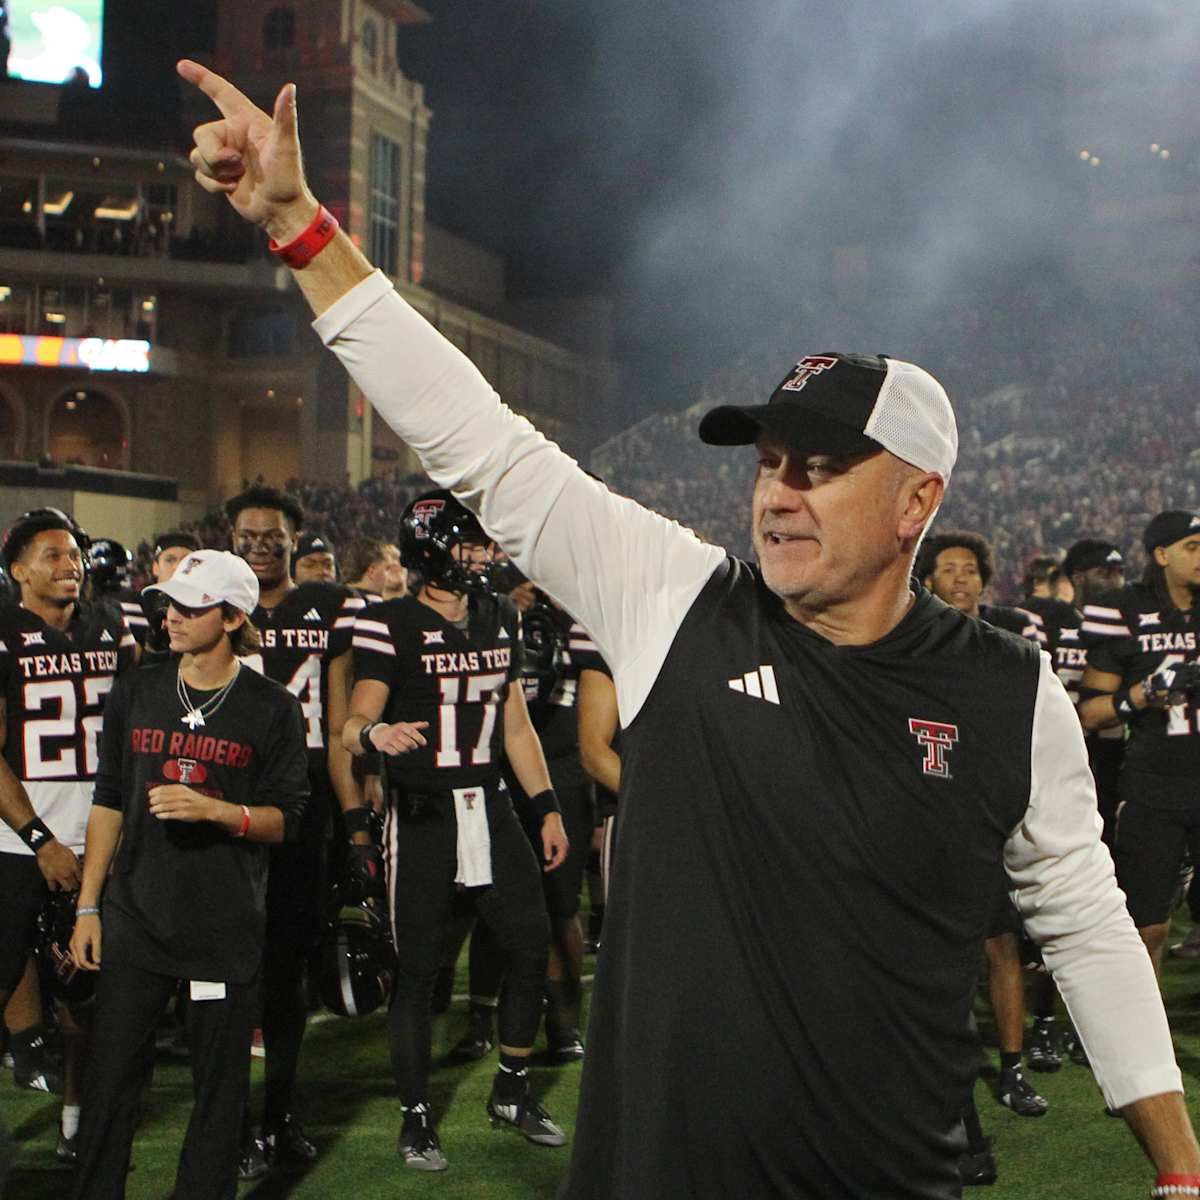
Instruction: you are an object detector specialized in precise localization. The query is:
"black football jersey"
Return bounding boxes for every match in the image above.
[1084,582,1200,792]
[520,611,594,762]
[353,593,522,791]
[1022,598,1087,701]
[246,582,364,756]
[978,604,1037,641]
[0,600,136,854]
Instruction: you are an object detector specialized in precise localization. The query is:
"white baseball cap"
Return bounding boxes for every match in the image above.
[145,549,260,614]
[698,352,958,481]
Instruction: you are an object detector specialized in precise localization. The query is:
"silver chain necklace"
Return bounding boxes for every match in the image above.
[176,662,241,730]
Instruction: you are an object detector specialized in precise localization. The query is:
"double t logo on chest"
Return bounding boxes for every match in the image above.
[907,718,959,780]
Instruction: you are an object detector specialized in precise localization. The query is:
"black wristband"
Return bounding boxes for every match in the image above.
[17,817,54,853]
[358,722,380,754]
[343,806,374,838]
[1113,688,1138,721]
[527,788,560,820]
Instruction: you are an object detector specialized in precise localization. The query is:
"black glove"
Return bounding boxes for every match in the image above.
[345,842,385,903]
[1143,661,1200,704]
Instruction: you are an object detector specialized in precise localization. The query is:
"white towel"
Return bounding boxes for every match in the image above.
[453,786,492,887]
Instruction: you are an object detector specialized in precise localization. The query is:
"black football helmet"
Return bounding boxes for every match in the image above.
[87,538,132,593]
[319,895,396,1018]
[399,490,496,594]
[35,890,95,1006]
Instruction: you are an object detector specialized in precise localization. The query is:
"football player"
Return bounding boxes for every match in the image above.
[0,508,135,1159]
[1079,512,1200,982]
[225,484,364,1172]
[344,536,407,602]
[292,533,337,585]
[343,490,569,1172]
[917,530,1048,1116]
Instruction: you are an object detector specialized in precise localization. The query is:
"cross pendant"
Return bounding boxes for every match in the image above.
[182,709,205,730]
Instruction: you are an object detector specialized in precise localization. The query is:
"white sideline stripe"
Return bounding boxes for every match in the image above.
[353,636,395,656]
[333,617,356,629]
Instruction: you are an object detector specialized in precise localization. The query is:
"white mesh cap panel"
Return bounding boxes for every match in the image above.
[863,358,958,480]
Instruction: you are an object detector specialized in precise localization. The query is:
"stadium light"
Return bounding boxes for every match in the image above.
[44,191,75,216]
[94,197,139,221]
[1160,149,1170,160]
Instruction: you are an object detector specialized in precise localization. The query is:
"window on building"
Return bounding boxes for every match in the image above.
[369,133,402,276]
[229,304,296,358]
[264,6,296,51]
[362,19,378,71]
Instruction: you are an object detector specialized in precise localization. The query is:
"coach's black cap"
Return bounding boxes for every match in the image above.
[1062,539,1124,577]
[698,352,958,480]
[1143,511,1200,555]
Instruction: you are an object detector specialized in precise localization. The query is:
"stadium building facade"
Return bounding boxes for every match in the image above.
[0,0,615,538]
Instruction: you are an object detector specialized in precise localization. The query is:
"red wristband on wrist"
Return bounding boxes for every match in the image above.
[268,204,339,269]
[1158,1175,1200,1186]
[233,805,251,839]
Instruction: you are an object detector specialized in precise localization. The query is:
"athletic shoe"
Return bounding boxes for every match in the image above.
[56,1132,77,1164]
[957,1136,997,1187]
[250,1028,266,1060]
[1170,924,1200,959]
[997,1067,1048,1117]
[1026,1019,1062,1073]
[487,1080,567,1147]
[1,1051,12,1070]
[1061,1027,1089,1068]
[398,1104,448,1172]
[13,1059,63,1095]
[546,1032,585,1064]
[446,1019,494,1065]
[263,1114,318,1164]
[237,1135,269,1181]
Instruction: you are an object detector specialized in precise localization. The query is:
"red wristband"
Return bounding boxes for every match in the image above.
[233,805,251,839]
[268,204,339,269]
[1157,1175,1200,1186]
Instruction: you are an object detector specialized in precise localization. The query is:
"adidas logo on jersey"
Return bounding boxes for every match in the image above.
[499,628,510,640]
[100,629,114,643]
[303,608,322,622]
[728,665,780,705]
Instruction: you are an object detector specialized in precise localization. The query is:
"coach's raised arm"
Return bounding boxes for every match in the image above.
[181,58,1200,1200]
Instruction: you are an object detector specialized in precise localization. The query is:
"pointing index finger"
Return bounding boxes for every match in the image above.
[177,59,263,121]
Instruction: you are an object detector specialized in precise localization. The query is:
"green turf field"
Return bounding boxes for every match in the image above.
[7,922,1200,1199]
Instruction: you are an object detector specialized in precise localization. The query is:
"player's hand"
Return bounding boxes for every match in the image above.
[369,721,429,756]
[35,840,81,891]
[148,784,217,823]
[177,59,318,242]
[541,812,569,873]
[346,842,386,902]
[70,914,102,971]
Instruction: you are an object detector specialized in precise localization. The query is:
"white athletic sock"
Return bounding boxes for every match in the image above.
[61,1104,81,1139]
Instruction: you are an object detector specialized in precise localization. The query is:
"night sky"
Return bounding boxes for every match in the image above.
[90,0,1193,423]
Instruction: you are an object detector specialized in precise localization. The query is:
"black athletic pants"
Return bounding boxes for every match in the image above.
[384,783,549,1106]
[72,960,258,1200]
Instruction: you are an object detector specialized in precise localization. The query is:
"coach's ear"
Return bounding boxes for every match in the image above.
[897,469,944,542]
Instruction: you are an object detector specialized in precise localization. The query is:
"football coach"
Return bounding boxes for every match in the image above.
[179,61,1198,1199]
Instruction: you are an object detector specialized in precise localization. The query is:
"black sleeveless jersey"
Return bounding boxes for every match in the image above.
[352,593,522,791]
[1085,582,1200,796]
[0,600,136,854]
[246,582,364,758]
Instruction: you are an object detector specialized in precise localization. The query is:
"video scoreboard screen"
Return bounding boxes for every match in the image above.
[6,2,105,88]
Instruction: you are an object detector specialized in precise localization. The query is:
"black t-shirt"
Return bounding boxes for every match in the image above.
[566,565,1042,1200]
[92,660,309,983]
[352,592,522,792]
[1085,582,1200,802]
